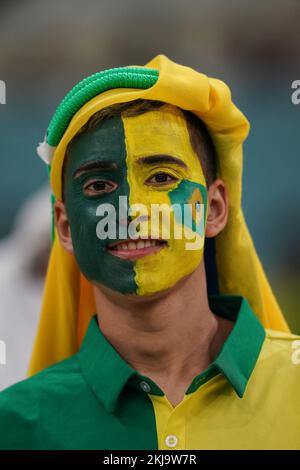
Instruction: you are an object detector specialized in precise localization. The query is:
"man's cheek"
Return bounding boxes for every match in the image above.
[134,234,203,296]
[134,183,207,296]
[68,204,137,294]
[67,191,116,245]
[168,180,207,234]
[68,204,105,265]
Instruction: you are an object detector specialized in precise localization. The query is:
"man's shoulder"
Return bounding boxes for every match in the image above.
[264,328,300,350]
[258,328,300,371]
[0,353,81,400]
[0,354,82,449]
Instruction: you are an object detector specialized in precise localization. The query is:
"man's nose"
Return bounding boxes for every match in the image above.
[119,213,149,226]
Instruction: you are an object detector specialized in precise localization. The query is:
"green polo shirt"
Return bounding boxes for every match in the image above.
[0,294,300,450]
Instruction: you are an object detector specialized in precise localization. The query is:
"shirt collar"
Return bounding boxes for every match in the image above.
[78,315,136,413]
[186,295,266,398]
[78,295,266,413]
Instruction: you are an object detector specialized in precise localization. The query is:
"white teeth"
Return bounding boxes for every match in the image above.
[137,240,144,249]
[111,239,164,251]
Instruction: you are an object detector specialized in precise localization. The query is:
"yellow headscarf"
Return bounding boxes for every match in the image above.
[29,54,289,376]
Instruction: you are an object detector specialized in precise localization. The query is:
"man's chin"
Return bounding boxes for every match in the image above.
[92,272,194,301]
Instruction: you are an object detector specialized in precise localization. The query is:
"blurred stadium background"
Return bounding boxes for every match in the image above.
[0,0,299,334]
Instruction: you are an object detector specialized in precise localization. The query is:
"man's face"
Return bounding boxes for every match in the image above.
[64,105,208,296]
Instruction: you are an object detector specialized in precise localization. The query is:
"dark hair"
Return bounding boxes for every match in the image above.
[63,99,218,198]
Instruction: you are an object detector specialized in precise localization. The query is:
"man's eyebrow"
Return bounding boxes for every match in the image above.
[73,161,118,179]
[137,154,187,168]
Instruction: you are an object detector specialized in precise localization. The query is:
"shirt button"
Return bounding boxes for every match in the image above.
[140,381,151,393]
[165,435,178,448]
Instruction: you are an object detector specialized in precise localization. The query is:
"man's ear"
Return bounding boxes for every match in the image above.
[205,178,228,238]
[54,200,74,254]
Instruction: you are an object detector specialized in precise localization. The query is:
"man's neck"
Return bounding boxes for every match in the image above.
[93,262,234,407]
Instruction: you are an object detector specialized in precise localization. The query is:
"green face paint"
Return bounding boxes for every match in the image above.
[64,106,208,297]
[169,180,208,236]
[64,116,137,294]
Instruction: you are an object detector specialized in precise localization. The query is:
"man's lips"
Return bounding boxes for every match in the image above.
[107,238,167,260]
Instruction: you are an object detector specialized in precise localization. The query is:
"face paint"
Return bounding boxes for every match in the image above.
[64,116,137,294]
[64,105,208,296]
[123,106,207,295]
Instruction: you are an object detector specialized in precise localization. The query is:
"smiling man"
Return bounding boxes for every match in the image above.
[0,55,299,450]
[59,101,210,297]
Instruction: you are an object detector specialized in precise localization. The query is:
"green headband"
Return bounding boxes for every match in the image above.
[37,66,159,165]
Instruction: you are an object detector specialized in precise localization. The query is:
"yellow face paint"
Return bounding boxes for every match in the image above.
[122,105,208,296]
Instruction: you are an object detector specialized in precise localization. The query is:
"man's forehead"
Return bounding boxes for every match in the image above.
[66,105,201,176]
[67,114,126,173]
[121,105,193,160]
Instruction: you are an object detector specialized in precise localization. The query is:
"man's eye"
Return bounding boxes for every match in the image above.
[83,180,117,196]
[146,172,178,186]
